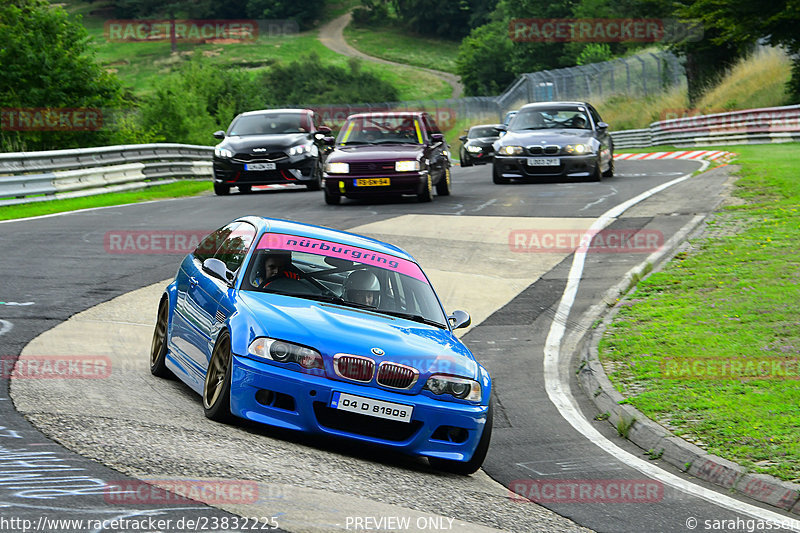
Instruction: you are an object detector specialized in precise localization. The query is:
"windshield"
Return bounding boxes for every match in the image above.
[468,126,500,138]
[242,233,448,328]
[510,108,591,131]
[337,115,422,145]
[229,113,309,136]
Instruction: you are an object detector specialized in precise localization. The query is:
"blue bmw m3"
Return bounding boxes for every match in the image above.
[150,217,493,474]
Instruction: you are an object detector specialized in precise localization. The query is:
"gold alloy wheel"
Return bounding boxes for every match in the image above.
[150,303,167,368]
[203,336,230,409]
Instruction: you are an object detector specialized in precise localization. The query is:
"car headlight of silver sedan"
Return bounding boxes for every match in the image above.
[499,145,524,156]
[424,374,482,401]
[565,143,592,155]
[248,338,324,370]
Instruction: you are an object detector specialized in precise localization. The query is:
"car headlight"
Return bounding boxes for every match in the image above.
[214,146,233,159]
[288,143,312,156]
[466,145,482,153]
[325,162,349,174]
[248,338,324,370]
[499,145,523,156]
[395,160,420,172]
[424,374,482,401]
[565,143,591,155]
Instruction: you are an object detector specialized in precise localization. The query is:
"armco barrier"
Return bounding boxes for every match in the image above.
[0,143,213,206]
[611,104,800,149]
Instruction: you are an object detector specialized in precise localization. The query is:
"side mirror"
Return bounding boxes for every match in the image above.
[448,310,471,330]
[323,136,335,146]
[495,124,507,132]
[213,130,226,140]
[430,133,445,144]
[596,122,609,130]
[317,125,332,135]
[203,258,232,284]
[458,135,467,142]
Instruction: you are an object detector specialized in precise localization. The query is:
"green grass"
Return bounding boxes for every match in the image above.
[599,143,800,481]
[343,23,460,74]
[62,0,450,101]
[0,180,210,221]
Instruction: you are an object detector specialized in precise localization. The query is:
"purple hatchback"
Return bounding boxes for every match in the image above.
[322,112,452,204]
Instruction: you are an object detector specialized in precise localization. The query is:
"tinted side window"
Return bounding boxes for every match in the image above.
[215,223,256,272]
[588,105,603,127]
[194,223,238,262]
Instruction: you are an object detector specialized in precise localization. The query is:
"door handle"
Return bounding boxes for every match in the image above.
[189,277,198,287]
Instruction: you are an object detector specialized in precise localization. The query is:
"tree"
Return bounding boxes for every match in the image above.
[455,20,514,96]
[0,0,124,150]
[674,0,800,102]
[389,0,498,40]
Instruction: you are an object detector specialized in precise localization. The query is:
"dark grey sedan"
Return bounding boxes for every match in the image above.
[492,102,614,183]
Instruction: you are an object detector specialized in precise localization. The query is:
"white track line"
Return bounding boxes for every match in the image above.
[543,160,800,529]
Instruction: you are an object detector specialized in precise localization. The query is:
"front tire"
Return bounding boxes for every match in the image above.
[435,167,451,196]
[307,161,323,191]
[149,299,173,379]
[590,158,602,182]
[203,332,234,423]
[492,163,509,184]
[602,156,615,177]
[417,175,434,202]
[214,183,230,196]
[324,189,341,205]
[429,399,493,475]
[460,150,472,167]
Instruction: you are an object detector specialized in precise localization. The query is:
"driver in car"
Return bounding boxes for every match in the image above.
[254,251,300,288]
[343,269,381,307]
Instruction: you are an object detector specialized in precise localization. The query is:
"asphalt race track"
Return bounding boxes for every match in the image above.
[2,160,798,532]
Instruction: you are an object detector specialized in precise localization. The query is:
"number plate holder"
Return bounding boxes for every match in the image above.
[330,392,413,423]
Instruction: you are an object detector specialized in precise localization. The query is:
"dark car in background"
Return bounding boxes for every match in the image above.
[212,109,332,195]
[492,102,614,183]
[458,124,503,167]
[322,111,451,204]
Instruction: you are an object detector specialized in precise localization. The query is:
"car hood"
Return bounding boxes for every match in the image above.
[326,145,424,163]
[238,291,477,379]
[499,129,595,146]
[220,133,310,152]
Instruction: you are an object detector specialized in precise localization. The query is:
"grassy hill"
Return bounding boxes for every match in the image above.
[62,0,452,101]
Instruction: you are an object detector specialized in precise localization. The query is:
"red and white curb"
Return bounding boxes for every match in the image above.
[614,150,736,163]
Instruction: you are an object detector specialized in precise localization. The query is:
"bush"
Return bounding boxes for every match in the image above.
[259,53,399,105]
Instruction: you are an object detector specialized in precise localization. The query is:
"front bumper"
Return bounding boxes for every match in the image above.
[213,154,317,186]
[230,353,489,462]
[322,172,429,198]
[494,154,598,179]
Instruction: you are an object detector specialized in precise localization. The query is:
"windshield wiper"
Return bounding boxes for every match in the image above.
[380,310,446,328]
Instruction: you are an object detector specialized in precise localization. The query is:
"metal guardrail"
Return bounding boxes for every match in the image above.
[0,143,213,206]
[611,105,800,149]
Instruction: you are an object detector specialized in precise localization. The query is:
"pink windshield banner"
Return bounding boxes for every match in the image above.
[257,234,426,282]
